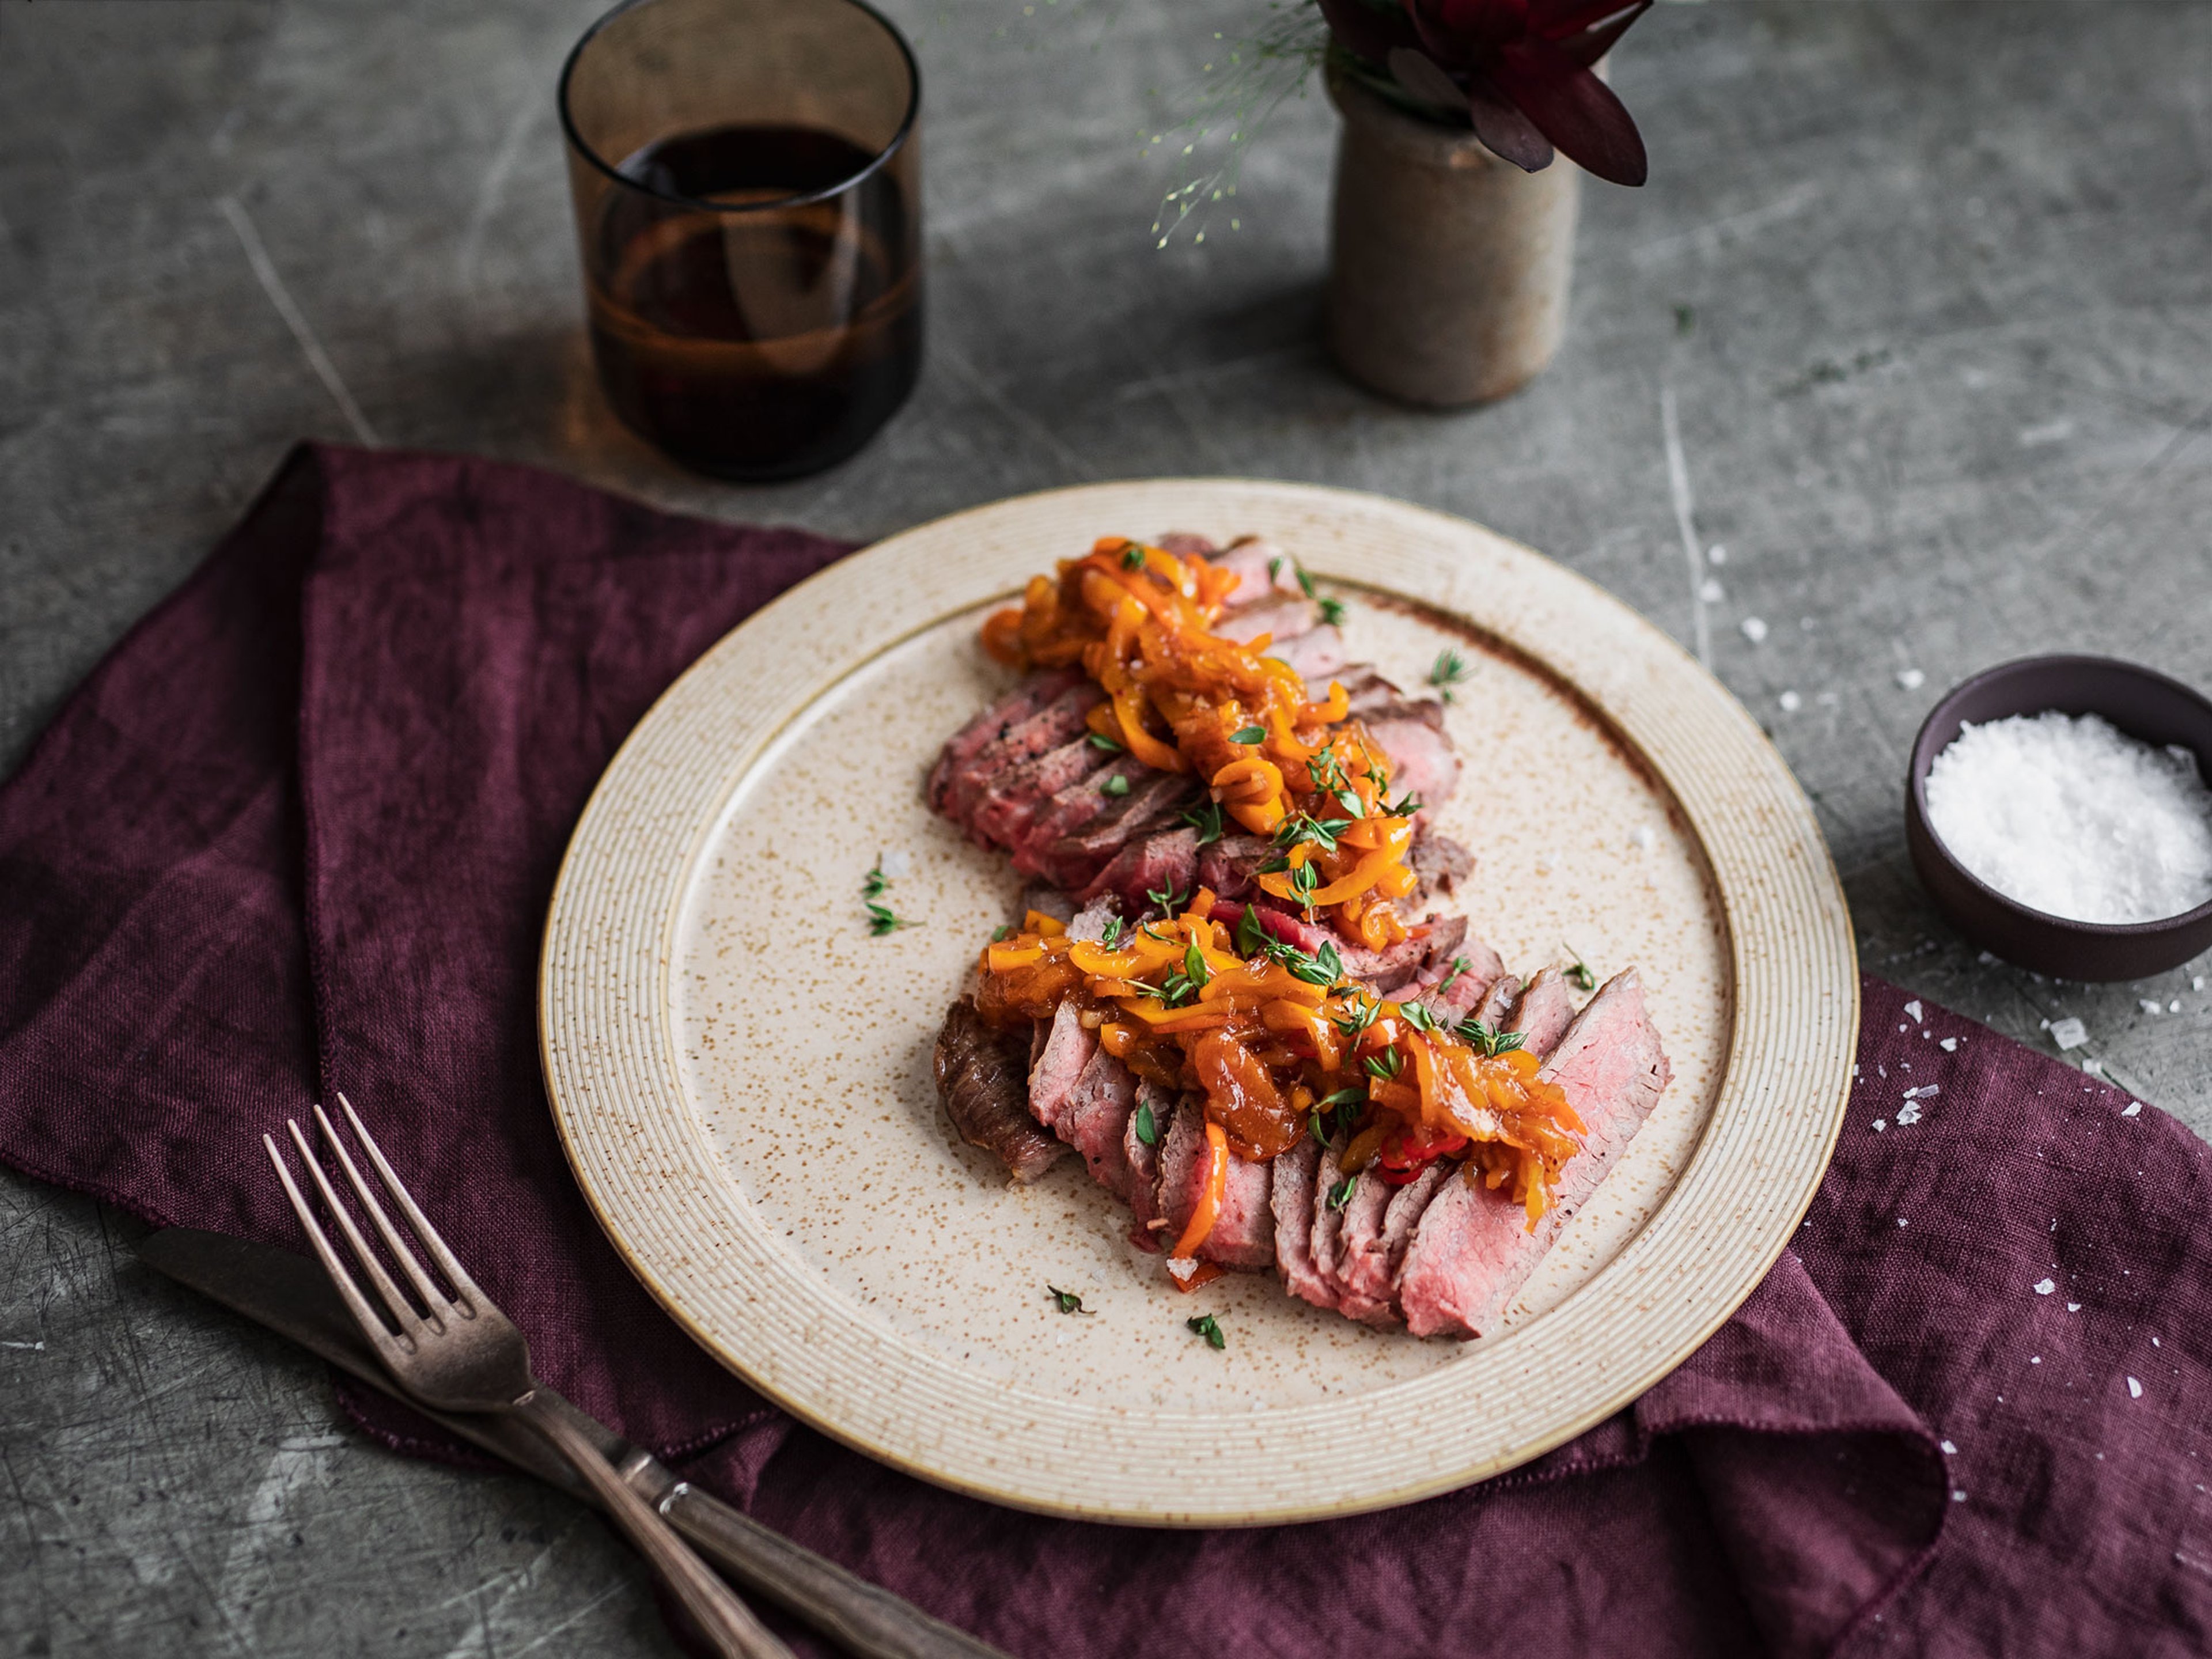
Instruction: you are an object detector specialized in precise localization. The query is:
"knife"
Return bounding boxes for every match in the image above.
[135,1228,1010,1659]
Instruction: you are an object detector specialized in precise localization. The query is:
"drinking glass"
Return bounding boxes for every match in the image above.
[559,0,922,480]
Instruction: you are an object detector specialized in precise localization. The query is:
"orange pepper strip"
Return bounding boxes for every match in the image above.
[1171,1121,1230,1260]
[1113,686,1185,771]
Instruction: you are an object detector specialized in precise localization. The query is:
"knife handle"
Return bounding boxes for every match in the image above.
[656,1477,1013,1659]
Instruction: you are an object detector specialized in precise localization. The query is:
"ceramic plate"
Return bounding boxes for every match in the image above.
[539,479,1856,1525]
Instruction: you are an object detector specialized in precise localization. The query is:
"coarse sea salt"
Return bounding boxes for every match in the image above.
[1924,711,2212,923]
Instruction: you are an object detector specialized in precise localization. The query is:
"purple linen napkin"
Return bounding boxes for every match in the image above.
[1,444,2205,1657]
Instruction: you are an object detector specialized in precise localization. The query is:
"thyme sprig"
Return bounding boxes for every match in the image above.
[1048,1286,1094,1316]
[1180,798,1226,846]
[1429,650,1469,704]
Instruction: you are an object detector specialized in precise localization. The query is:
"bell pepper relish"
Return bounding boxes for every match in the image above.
[979,536,1420,950]
[975,895,1586,1260]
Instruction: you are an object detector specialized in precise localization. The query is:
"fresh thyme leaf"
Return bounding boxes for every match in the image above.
[1101,774,1131,798]
[1325,1177,1357,1211]
[1180,799,1226,846]
[1235,906,1267,958]
[1436,955,1471,994]
[1230,724,1267,745]
[1135,1101,1159,1145]
[1491,1029,1527,1056]
[862,861,889,900]
[1316,1086,1365,1110]
[1183,942,1211,991]
[1146,882,1188,914]
[1047,1285,1093,1315]
[1362,1047,1403,1081]
[1286,859,1319,907]
[1385,793,1423,818]
[1256,852,1290,875]
[1088,731,1126,753]
[1283,940,1343,988]
[1317,596,1346,627]
[1562,948,1596,993]
[1101,915,1125,948]
[1294,564,1317,600]
[1334,788,1366,821]
[1186,1313,1226,1350]
[1401,1001,1441,1033]
[991,923,1016,942]
[1332,993,1379,1037]
[1121,543,1146,570]
[1125,980,1169,1002]
[1428,650,1469,706]
[1310,1111,1328,1145]
[866,902,912,937]
[1306,747,1351,796]
[1267,555,1283,582]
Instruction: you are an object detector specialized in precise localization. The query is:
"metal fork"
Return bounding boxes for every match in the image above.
[265,1096,794,1659]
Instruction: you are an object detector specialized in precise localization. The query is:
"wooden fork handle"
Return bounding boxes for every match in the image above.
[514,1390,797,1659]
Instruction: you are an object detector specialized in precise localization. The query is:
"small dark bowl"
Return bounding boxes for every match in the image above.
[1906,654,2212,981]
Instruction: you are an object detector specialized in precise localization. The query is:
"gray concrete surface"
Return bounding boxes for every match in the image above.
[3,0,2210,1651]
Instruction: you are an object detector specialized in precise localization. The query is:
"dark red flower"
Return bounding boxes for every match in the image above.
[1318,0,1651,185]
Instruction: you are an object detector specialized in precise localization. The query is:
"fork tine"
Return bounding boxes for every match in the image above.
[313,1102,449,1317]
[336,1093,488,1312]
[285,1116,429,1339]
[264,1129,418,1369]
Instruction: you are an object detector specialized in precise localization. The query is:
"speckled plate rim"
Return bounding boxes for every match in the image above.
[538,478,1858,1527]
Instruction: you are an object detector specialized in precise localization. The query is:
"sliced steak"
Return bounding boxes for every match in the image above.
[1330,1171,1400,1325]
[1411,930,1506,1021]
[1410,828,1475,899]
[1195,834,1275,902]
[969,737,1108,851]
[1396,970,1670,1339]
[1340,922,1444,994]
[1377,1162,1450,1285]
[1309,1132,1352,1290]
[1011,756,1147,876]
[943,683,1103,828]
[1058,1046,1139,1200]
[1215,592,1319,647]
[1156,1094,1209,1241]
[1471,974,1521,1030]
[1080,826,1200,913]
[933,999,1067,1182]
[1067,894,1121,942]
[1506,965,1575,1057]
[1124,1082,1171,1251]
[1271,1137,1332,1309]
[1268,623,1346,681]
[1028,998,1097,1131]
[1204,1150,1275,1269]
[1019,883,1077,926]
[926,669,1080,812]
[1156,531,1219,559]
[1210,536,1294,607]
[1211,900,1336,956]
[1366,714,1463,817]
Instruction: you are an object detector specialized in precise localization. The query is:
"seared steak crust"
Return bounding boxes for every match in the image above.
[933,998,1067,1182]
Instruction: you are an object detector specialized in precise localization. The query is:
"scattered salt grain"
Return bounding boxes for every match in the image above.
[2066,1302,2081,1313]
[1631,826,1656,853]
[2122,1100,2141,1117]
[2171,999,2182,1013]
[877,849,912,879]
[1740,616,1768,643]
[2050,1018,2087,1050]
[1923,711,2212,923]
[1897,1217,1908,1226]
[2195,976,2206,993]
[1905,1000,1924,1023]
[1940,1037,1959,1052]
[1898,668,1926,691]
[2141,999,2164,1016]
[1872,1119,1888,1132]
[1941,1440,1958,1455]
[2083,1058,2105,1076]
[2031,1356,2041,1364]
[1699,577,1725,603]
[2153,1336,2161,1347]
[1896,1103,1922,1126]
[2033,1278,2055,1295]
[1779,690,1802,713]
[1707,543,1727,566]
[2128,1376,2143,1399]
[1952,1489,1968,1502]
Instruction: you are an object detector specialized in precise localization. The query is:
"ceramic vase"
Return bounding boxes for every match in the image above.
[1324,63,1580,406]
